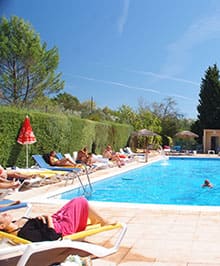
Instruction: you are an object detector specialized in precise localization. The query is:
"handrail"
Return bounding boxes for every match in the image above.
[74,164,93,196]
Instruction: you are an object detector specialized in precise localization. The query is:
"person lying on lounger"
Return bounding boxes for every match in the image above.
[0,178,20,189]
[0,196,115,242]
[49,151,77,167]
[0,165,37,180]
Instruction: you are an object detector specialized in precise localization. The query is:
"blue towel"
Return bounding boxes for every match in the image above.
[0,199,27,212]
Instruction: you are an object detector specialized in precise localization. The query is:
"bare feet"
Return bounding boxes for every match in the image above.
[100,219,117,226]
[88,207,117,226]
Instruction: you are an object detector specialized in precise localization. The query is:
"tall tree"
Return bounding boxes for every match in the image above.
[116,105,138,126]
[194,64,220,139]
[151,97,182,138]
[53,92,80,112]
[0,16,64,106]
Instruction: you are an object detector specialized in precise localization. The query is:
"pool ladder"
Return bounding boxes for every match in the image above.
[77,164,93,196]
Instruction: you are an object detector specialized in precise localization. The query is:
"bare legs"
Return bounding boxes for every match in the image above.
[7,171,37,179]
[88,205,116,226]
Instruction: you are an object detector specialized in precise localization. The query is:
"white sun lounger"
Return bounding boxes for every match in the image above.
[0,239,120,266]
[0,222,127,266]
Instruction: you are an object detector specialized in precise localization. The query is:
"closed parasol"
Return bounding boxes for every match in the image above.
[17,116,36,168]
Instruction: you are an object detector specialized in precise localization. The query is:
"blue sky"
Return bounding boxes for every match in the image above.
[1,0,220,118]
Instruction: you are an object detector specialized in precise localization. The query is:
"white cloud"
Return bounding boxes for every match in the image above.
[71,74,192,101]
[118,0,130,34]
[92,62,199,86]
[163,13,220,75]
[72,74,159,94]
[127,69,199,86]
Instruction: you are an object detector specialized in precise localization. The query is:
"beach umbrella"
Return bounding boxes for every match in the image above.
[175,130,199,139]
[132,129,158,150]
[17,115,36,168]
[132,129,158,162]
[132,129,158,137]
[175,130,198,151]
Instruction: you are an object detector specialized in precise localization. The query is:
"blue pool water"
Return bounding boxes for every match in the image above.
[51,157,220,206]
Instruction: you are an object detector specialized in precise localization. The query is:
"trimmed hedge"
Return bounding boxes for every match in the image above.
[0,107,133,167]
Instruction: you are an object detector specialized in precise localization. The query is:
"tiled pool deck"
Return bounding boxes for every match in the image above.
[6,154,220,266]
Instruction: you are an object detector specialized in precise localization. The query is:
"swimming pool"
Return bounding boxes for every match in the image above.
[49,157,220,206]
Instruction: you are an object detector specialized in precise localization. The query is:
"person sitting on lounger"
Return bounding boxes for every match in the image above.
[49,151,76,167]
[0,196,115,242]
[103,145,122,167]
[76,147,89,164]
[76,147,94,168]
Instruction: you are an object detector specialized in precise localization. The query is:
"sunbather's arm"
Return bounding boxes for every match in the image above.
[0,176,9,182]
[37,215,54,229]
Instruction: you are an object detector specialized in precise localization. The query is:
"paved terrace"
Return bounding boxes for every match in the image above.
[5,154,220,266]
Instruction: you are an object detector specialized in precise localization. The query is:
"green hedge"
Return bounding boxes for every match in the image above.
[0,107,133,167]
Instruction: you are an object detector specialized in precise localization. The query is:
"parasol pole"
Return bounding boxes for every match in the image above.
[145,138,148,162]
[26,144,29,168]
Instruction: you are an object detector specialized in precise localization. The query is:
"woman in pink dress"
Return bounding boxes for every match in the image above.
[0,197,110,241]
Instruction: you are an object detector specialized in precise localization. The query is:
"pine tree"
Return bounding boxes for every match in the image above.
[197,64,220,130]
[0,16,64,106]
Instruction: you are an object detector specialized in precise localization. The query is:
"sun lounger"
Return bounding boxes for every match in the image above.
[55,152,66,160]
[62,153,106,170]
[32,155,94,189]
[0,167,57,191]
[64,153,76,164]
[15,168,68,187]
[17,177,43,191]
[91,154,113,168]
[0,199,32,217]
[32,154,82,173]
[18,239,119,266]
[0,221,126,245]
[0,236,123,266]
[0,222,127,265]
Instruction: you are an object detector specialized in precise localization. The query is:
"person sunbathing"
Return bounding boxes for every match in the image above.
[76,147,89,164]
[76,148,95,168]
[103,145,123,167]
[49,151,77,167]
[0,197,115,242]
[0,165,37,180]
[0,178,20,189]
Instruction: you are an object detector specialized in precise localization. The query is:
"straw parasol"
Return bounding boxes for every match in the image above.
[132,129,158,147]
[132,129,158,138]
[175,130,199,139]
[132,129,158,161]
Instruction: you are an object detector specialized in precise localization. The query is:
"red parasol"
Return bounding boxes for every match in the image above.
[17,115,36,168]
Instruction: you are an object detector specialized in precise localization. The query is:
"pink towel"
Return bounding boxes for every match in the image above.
[52,197,89,236]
